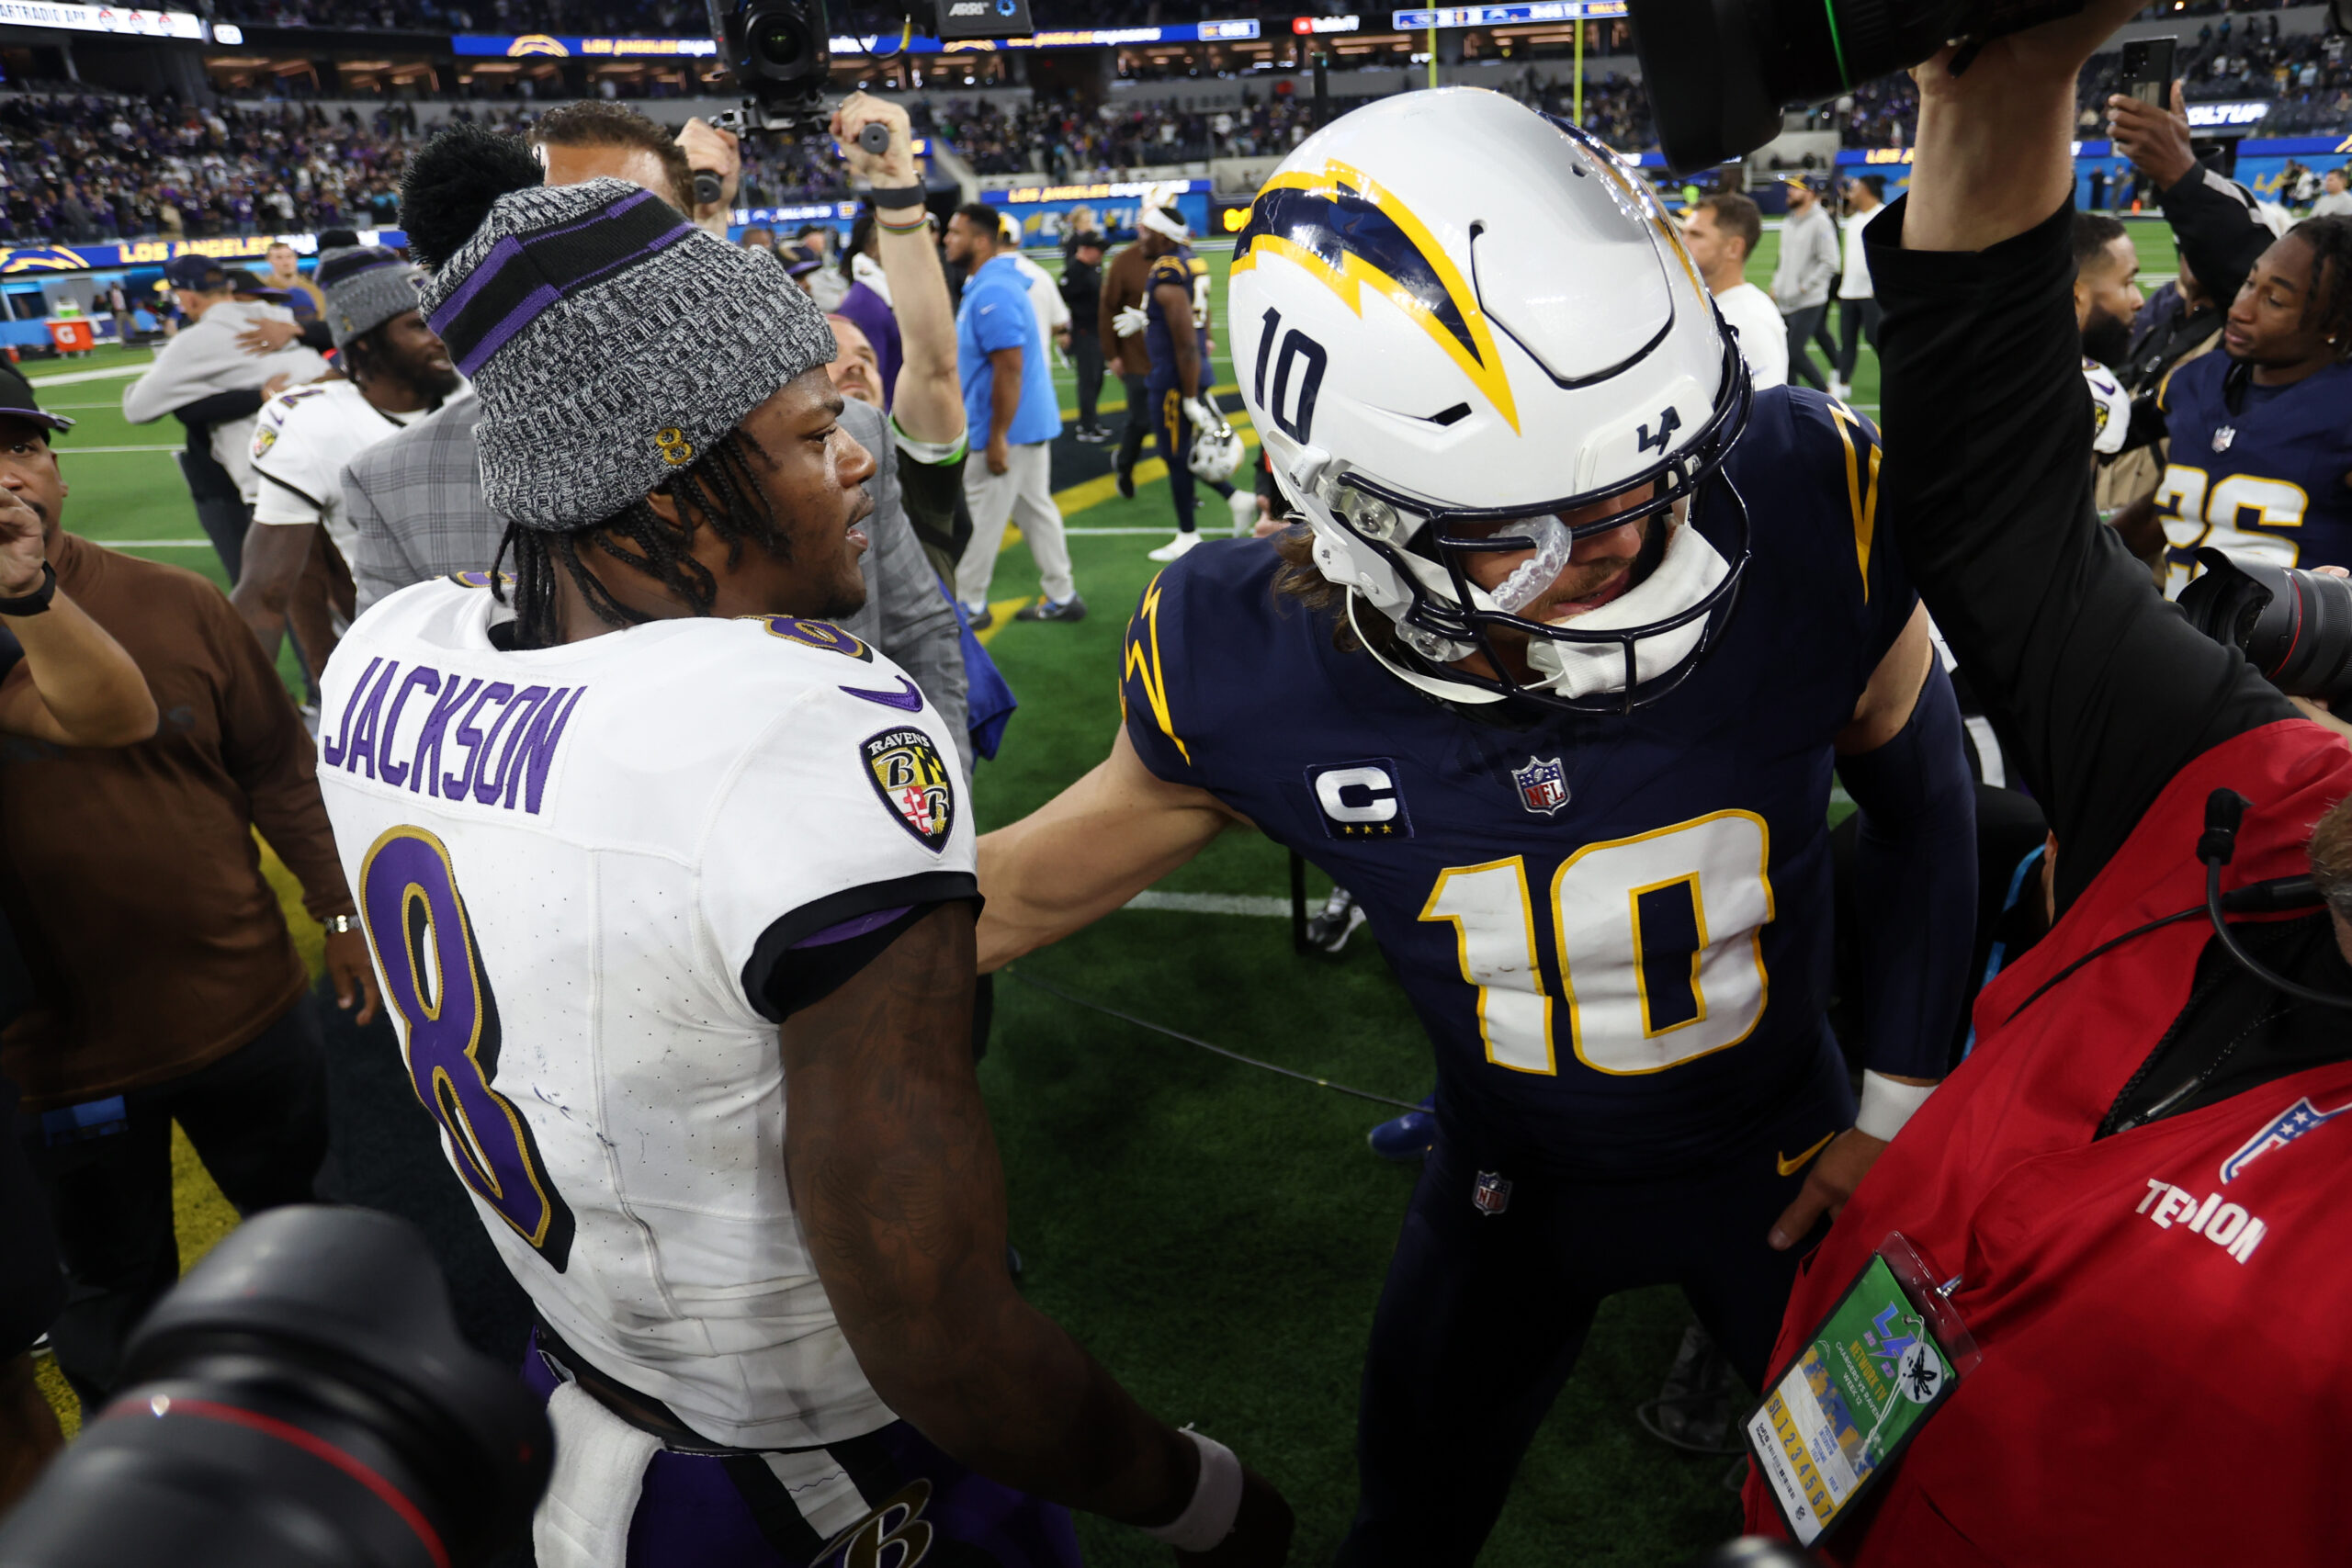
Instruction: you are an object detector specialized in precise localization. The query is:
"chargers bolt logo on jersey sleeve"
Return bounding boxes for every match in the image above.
[1308,760,1412,840]
[1511,755,1570,816]
[863,728,956,852]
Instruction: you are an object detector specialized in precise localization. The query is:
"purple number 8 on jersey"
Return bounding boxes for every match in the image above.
[359,826,575,1271]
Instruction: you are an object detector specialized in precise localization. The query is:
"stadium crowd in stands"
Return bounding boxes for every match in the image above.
[0,94,855,243]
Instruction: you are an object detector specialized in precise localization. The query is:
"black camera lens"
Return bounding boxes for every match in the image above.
[0,1208,548,1568]
[2179,547,2352,712]
[753,16,808,66]
[1623,0,2086,168]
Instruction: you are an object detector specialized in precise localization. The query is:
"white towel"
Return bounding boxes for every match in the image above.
[533,1382,662,1568]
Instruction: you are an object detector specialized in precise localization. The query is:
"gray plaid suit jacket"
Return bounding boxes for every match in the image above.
[339,391,969,782]
[345,393,500,615]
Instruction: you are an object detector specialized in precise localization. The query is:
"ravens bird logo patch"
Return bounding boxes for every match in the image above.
[862,728,955,852]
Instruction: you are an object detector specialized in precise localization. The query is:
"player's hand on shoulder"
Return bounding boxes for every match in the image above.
[1172,1467,1294,1567]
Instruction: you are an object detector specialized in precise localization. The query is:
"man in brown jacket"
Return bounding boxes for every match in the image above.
[1099,231,1156,497]
[0,364,158,1506]
[0,361,379,1407]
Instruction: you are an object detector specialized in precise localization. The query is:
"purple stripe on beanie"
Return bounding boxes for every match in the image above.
[428,233,526,334]
[429,189,662,334]
[453,281,562,378]
[446,218,696,378]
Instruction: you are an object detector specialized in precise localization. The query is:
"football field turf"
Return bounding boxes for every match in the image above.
[32,213,1984,1559]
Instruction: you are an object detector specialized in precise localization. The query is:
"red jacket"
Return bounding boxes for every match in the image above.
[1745,718,2352,1565]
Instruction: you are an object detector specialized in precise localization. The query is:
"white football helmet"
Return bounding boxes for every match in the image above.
[1191,419,1245,485]
[1228,88,1751,713]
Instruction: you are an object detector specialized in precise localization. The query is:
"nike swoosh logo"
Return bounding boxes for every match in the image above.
[1777,1132,1836,1178]
[841,675,924,712]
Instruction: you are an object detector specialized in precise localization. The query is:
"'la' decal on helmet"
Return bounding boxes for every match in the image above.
[1231,160,1521,434]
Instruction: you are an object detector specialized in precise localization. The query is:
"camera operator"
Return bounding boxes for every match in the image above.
[1742,4,2352,1558]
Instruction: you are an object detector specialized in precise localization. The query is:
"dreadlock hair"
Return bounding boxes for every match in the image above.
[2285,215,2352,364]
[496,423,783,648]
[339,320,398,387]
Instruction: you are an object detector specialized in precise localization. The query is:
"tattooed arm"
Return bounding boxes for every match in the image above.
[779,903,1292,1558]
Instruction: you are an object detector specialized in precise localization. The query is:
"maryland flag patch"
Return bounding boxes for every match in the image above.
[862,728,956,852]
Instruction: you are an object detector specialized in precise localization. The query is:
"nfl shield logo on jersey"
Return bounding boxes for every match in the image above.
[861,728,956,852]
[2211,425,2236,454]
[1471,1170,1512,1216]
[1511,755,1569,817]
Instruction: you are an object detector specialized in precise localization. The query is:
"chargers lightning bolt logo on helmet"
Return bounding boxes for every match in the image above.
[1231,160,1521,434]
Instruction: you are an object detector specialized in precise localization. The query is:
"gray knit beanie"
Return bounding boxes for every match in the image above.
[417,178,838,532]
[316,245,425,350]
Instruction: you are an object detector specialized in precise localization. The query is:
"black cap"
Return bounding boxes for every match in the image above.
[0,361,75,434]
[163,254,230,291]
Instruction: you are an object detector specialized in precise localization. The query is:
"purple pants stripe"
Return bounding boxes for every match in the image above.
[523,1335,1085,1566]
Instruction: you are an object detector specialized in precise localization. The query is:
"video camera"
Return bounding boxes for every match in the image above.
[0,1207,549,1568]
[1623,0,2088,169]
[705,0,1035,132]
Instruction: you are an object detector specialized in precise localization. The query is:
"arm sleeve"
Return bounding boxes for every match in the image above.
[1868,197,2290,911]
[172,387,266,428]
[1117,566,1212,791]
[2157,166,2275,313]
[700,686,978,1023]
[1836,662,1978,1080]
[893,442,970,572]
[865,452,971,790]
[300,320,332,354]
[968,291,1025,355]
[249,398,332,525]
[344,462,416,617]
[207,585,355,920]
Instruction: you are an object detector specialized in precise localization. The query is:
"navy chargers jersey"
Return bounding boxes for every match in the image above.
[1120,388,1913,1178]
[2156,351,2352,593]
[1143,245,1211,378]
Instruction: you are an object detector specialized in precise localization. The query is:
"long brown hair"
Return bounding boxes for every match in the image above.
[1269,525,1395,656]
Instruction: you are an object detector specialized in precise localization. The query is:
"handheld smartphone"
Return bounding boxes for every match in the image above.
[2121,37,2177,107]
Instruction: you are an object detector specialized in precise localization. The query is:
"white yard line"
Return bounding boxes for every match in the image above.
[27,363,150,387]
[1122,891,1289,918]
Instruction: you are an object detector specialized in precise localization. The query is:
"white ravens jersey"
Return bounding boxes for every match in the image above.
[314,576,975,1450]
[251,379,444,557]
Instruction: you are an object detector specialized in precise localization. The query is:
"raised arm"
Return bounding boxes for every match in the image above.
[978,726,1243,973]
[782,903,1291,1556]
[1877,12,2290,908]
[832,93,963,448]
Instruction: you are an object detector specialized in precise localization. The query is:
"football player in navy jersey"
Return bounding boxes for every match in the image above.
[1129,200,1251,562]
[978,91,1978,1562]
[2154,215,2352,594]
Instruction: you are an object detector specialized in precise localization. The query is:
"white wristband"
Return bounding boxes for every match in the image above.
[1855,1070,1938,1143]
[1141,1431,1243,1551]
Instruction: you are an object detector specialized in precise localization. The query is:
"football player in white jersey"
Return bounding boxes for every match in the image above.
[233,245,464,677]
[314,125,1292,1566]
